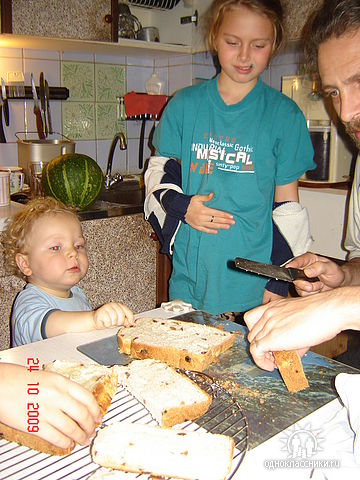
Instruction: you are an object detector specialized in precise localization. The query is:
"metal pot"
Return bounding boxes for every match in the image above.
[118,3,142,39]
[137,27,160,42]
[15,132,75,183]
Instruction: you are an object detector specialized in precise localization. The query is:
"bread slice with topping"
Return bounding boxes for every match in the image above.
[117,317,235,372]
[91,421,234,480]
[0,361,117,456]
[116,359,212,427]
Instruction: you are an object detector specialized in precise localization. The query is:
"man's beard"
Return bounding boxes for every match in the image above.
[344,120,360,150]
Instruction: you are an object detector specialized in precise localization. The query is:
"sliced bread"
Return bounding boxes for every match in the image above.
[273,351,309,393]
[0,361,117,456]
[116,359,212,427]
[117,317,235,371]
[91,421,234,480]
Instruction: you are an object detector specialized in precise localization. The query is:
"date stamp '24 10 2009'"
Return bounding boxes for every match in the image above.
[27,357,40,433]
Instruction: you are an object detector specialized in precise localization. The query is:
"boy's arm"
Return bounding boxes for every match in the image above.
[44,303,134,338]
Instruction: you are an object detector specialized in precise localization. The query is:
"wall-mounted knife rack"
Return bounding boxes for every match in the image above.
[3,86,69,100]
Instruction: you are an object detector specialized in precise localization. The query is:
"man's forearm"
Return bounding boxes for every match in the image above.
[341,258,360,286]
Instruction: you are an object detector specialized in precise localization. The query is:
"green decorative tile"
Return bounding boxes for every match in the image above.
[95,64,126,102]
[62,102,95,140]
[96,103,126,140]
[61,62,95,101]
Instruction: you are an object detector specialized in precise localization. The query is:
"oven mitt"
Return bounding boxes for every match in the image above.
[335,373,360,464]
[272,201,313,256]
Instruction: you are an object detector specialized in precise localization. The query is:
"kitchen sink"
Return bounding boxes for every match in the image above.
[97,179,144,205]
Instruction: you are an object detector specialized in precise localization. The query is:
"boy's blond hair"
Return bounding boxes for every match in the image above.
[2,197,79,278]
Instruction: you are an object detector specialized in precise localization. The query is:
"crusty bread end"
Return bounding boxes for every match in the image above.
[273,350,309,393]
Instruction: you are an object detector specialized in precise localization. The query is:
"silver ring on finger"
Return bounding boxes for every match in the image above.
[210,215,214,223]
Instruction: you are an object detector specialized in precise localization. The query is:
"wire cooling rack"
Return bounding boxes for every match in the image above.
[0,370,249,480]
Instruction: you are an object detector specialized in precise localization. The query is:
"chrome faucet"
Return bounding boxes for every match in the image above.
[104,132,127,189]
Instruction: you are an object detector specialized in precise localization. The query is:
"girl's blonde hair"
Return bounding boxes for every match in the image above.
[2,197,79,278]
[205,0,284,56]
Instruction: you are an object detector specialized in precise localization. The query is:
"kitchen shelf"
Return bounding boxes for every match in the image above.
[0,34,192,58]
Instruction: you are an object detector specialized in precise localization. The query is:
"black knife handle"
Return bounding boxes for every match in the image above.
[288,268,320,283]
[3,100,9,126]
[0,105,6,143]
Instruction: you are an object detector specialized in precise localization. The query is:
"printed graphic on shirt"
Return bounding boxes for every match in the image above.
[190,132,254,175]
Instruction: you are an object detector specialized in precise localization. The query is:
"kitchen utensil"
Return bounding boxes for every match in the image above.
[6,71,25,98]
[118,2,142,39]
[234,257,319,283]
[137,26,160,42]
[39,72,48,137]
[15,131,75,184]
[31,73,45,140]
[29,161,47,197]
[44,79,53,134]
[0,97,6,143]
[1,78,9,126]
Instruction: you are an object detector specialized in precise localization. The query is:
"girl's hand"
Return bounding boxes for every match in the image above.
[93,302,134,328]
[0,364,101,450]
[185,192,235,234]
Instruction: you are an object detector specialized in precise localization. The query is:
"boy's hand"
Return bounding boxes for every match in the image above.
[93,302,134,329]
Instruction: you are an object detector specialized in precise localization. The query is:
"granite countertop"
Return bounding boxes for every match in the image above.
[0,199,144,231]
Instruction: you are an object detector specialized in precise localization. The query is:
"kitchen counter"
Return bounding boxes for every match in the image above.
[0,307,358,479]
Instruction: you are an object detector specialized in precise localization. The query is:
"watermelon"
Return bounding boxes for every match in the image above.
[41,153,104,210]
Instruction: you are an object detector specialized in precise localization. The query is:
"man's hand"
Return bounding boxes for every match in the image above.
[93,302,134,329]
[0,364,101,450]
[185,192,235,234]
[286,253,345,296]
[244,290,349,371]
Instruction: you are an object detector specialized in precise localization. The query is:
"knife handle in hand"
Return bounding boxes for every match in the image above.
[34,109,45,140]
[288,268,320,283]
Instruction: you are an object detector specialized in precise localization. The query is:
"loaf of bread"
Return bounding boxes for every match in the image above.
[116,359,212,427]
[273,351,309,393]
[0,361,117,456]
[117,317,235,372]
[91,421,234,480]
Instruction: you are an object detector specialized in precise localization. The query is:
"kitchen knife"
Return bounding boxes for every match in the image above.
[44,79,53,135]
[1,78,9,126]
[31,73,45,140]
[234,257,319,283]
[39,72,48,137]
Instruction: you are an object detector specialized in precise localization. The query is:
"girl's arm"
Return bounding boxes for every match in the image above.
[274,180,299,202]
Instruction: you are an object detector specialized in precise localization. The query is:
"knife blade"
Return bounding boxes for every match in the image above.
[1,78,9,126]
[39,72,48,137]
[31,73,45,140]
[44,80,53,135]
[234,257,319,283]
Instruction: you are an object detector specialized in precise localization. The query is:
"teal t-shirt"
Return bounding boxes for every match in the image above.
[153,76,315,314]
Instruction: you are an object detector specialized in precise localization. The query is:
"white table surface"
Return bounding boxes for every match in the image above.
[1,307,358,479]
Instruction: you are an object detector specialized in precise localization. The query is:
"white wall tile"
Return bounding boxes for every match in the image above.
[75,140,97,159]
[127,65,152,92]
[169,64,192,95]
[0,47,22,58]
[126,55,154,67]
[0,57,23,80]
[2,101,25,144]
[0,144,18,167]
[95,53,126,65]
[23,49,60,60]
[23,59,61,87]
[61,51,95,62]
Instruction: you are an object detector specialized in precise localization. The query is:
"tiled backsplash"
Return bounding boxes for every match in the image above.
[0,43,301,175]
